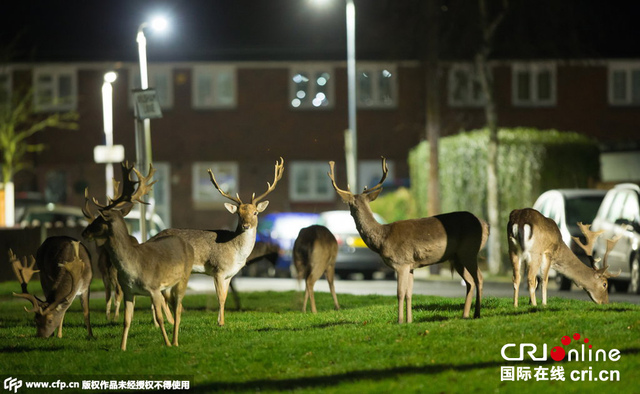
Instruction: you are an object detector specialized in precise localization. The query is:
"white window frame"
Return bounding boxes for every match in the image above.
[447,63,485,107]
[289,161,335,202]
[130,65,174,109]
[192,64,237,109]
[357,63,397,108]
[608,61,640,106]
[358,160,395,191]
[289,64,334,109]
[0,69,11,108]
[33,66,77,112]
[511,62,557,107]
[192,162,239,209]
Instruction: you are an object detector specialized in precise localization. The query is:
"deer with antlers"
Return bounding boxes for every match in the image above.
[508,208,620,306]
[328,157,488,323]
[10,237,94,338]
[155,157,284,327]
[82,163,194,350]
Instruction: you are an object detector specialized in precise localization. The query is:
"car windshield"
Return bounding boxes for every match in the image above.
[565,196,606,225]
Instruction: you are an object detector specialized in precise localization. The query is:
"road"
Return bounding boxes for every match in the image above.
[187,274,640,305]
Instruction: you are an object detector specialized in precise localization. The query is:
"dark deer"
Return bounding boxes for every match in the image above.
[508,208,620,306]
[156,157,284,326]
[82,163,194,350]
[11,237,94,339]
[328,157,488,322]
[293,225,340,313]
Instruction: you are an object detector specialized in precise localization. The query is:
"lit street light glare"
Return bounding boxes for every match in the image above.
[104,71,117,83]
[150,16,169,32]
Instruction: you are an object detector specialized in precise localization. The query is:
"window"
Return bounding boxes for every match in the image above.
[289,162,334,202]
[608,62,640,106]
[0,71,10,108]
[357,64,397,108]
[192,162,239,209]
[512,62,556,107]
[290,65,334,109]
[192,65,236,109]
[448,64,484,107]
[358,160,395,192]
[130,65,173,109]
[33,67,77,112]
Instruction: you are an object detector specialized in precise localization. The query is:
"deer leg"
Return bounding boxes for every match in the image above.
[306,276,318,314]
[326,264,340,311]
[170,280,188,347]
[114,284,122,320]
[474,267,484,318]
[406,269,414,323]
[396,266,411,324]
[121,296,134,351]
[213,275,229,326]
[302,282,310,313]
[540,252,552,306]
[81,290,94,339]
[527,262,538,307]
[454,262,475,319]
[162,289,175,325]
[105,279,113,320]
[56,312,66,338]
[509,250,521,308]
[150,291,171,347]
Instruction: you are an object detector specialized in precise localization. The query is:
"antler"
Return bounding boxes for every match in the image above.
[208,168,243,205]
[362,156,388,195]
[91,162,156,212]
[327,161,354,200]
[597,235,622,278]
[9,250,40,294]
[42,241,85,315]
[252,157,285,204]
[571,222,604,259]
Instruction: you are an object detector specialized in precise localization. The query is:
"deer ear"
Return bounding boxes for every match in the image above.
[224,203,238,214]
[256,201,269,213]
[366,188,383,202]
[336,190,355,204]
[119,202,134,217]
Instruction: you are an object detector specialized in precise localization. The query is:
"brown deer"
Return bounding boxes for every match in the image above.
[293,225,340,313]
[11,237,94,339]
[156,158,284,326]
[328,157,488,323]
[507,208,620,306]
[229,240,282,310]
[82,163,194,350]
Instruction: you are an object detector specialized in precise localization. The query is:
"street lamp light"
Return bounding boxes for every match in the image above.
[135,16,167,241]
[313,0,358,190]
[102,71,117,199]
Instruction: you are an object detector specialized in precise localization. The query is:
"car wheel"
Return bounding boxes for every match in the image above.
[630,257,640,295]
[558,275,572,291]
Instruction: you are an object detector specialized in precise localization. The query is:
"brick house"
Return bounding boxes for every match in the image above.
[1,57,639,229]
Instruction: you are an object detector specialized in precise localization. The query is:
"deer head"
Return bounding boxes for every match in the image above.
[12,242,85,337]
[571,222,621,304]
[82,162,155,244]
[328,156,388,210]
[208,158,284,232]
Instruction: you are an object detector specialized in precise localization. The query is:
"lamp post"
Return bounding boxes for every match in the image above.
[313,0,358,190]
[135,16,167,241]
[102,71,117,199]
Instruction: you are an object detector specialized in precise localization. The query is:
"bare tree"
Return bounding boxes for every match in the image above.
[475,0,509,274]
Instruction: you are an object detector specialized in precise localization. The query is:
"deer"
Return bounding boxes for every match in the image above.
[10,237,94,339]
[82,162,194,350]
[155,157,284,327]
[328,157,488,323]
[293,225,340,313]
[507,208,620,307]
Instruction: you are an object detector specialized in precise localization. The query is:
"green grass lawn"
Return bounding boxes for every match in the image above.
[0,280,638,393]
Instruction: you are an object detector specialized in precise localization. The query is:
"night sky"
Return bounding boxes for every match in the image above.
[1,0,639,63]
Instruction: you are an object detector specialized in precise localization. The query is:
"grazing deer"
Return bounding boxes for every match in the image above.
[82,163,194,350]
[293,225,340,313]
[11,237,94,339]
[507,208,620,306]
[156,158,284,327]
[328,157,488,323]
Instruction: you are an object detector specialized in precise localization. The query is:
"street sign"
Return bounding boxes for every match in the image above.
[132,88,163,119]
[94,145,125,163]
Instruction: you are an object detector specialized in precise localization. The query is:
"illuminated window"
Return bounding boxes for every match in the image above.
[130,65,173,109]
[192,162,239,209]
[609,62,640,106]
[33,67,77,112]
[289,162,334,201]
[290,65,334,109]
[448,64,484,107]
[192,65,236,109]
[357,64,397,108]
[512,62,556,107]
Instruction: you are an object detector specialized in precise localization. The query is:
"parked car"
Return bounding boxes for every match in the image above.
[317,210,391,279]
[591,183,640,294]
[533,189,607,290]
[256,212,320,277]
